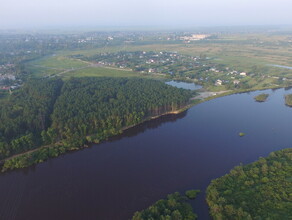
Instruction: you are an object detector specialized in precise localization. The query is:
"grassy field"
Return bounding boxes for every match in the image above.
[62,66,141,78]
[26,53,157,78]
[62,34,292,68]
[25,64,63,77]
[26,55,90,77]
[29,55,88,69]
[25,49,164,79]
[25,32,292,88]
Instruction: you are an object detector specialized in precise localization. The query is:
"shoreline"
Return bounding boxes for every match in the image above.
[1,84,291,172]
[0,104,193,172]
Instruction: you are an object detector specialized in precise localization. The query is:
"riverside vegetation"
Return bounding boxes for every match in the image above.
[0,77,192,171]
[1,28,292,219]
[206,148,292,220]
[285,94,292,107]
[254,93,269,102]
[132,191,200,220]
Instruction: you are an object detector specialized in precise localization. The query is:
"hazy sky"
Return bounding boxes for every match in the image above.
[1,0,292,28]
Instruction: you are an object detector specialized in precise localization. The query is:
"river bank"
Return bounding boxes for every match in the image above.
[0,87,291,220]
[2,81,290,173]
[0,104,194,172]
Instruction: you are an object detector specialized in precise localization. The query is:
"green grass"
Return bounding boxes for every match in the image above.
[29,55,88,69]
[26,55,89,77]
[63,42,292,84]
[25,64,62,77]
[26,52,151,79]
[24,32,292,91]
[25,52,166,79]
[62,66,141,78]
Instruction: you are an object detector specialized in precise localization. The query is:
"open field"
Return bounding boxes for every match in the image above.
[26,55,89,77]
[60,34,292,68]
[29,55,88,69]
[26,54,161,79]
[25,33,292,92]
[62,66,141,78]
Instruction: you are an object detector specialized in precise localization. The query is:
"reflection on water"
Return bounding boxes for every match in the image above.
[165,80,202,90]
[107,111,188,142]
[270,64,292,70]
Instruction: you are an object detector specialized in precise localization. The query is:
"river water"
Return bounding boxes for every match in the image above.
[0,88,291,220]
[165,80,202,90]
[269,64,292,70]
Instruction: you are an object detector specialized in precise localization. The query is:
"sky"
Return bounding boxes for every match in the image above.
[1,0,292,29]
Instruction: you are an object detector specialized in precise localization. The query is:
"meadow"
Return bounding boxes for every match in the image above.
[25,32,292,91]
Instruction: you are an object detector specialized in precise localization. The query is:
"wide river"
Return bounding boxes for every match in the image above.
[0,88,292,220]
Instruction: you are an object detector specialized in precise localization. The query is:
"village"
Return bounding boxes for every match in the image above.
[72,50,250,89]
[0,64,21,90]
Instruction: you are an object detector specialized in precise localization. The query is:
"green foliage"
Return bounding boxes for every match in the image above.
[239,132,246,137]
[50,77,191,145]
[285,94,292,107]
[0,78,63,159]
[254,93,269,102]
[1,142,82,171]
[206,148,292,220]
[0,90,8,99]
[185,190,200,200]
[132,192,198,220]
[62,66,139,78]
[1,77,191,171]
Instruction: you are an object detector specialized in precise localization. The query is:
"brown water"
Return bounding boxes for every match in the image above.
[0,88,291,220]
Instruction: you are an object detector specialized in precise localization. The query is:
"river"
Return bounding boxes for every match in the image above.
[165,80,202,90]
[0,88,291,220]
[269,64,292,70]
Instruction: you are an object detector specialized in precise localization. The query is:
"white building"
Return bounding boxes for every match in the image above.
[215,79,222,86]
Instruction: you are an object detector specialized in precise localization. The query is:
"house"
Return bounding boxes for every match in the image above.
[0,86,10,90]
[180,34,210,41]
[240,72,247,76]
[148,68,155,73]
[215,79,222,86]
[233,80,240,85]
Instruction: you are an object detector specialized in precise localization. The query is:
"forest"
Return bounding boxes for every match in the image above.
[206,148,292,220]
[132,192,198,220]
[0,77,192,171]
[0,78,63,160]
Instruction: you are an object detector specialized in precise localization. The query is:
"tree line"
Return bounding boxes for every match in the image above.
[206,148,292,220]
[132,192,198,220]
[0,78,63,159]
[0,77,192,171]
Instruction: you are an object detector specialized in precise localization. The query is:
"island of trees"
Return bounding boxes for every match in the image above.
[0,77,192,171]
[206,148,292,220]
[285,94,292,107]
[254,93,269,102]
[132,191,199,220]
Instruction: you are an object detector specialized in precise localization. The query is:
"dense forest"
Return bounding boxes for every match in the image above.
[0,77,192,171]
[132,192,198,220]
[206,148,292,220]
[0,78,63,159]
